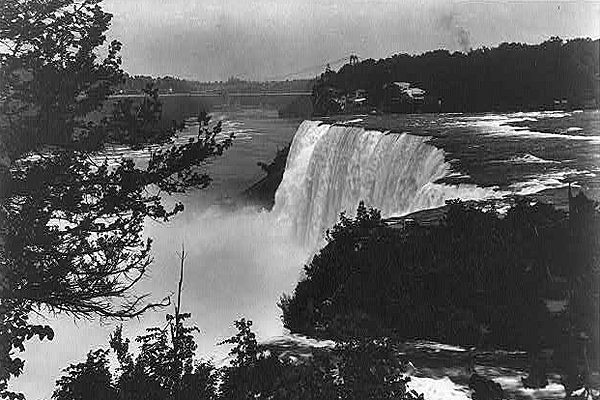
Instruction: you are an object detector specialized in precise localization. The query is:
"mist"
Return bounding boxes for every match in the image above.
[142,203,310,352]
[438,12,471,53]
[11,202,311,399]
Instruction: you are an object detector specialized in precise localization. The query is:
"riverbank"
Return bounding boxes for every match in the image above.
[262,334,600,399]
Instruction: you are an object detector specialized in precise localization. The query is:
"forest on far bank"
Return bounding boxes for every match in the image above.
[312,37,600,115]
[116,75,314,95]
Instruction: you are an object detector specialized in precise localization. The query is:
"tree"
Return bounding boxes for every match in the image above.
[311,68,342,116]
[280,197,595,356]
[53,318,217,400]
[0,1,232,398]
[217,318,421,400]
[336,339,423,400]
[109,316,216,400]
[53,314,421,400]
[218,318,334,400]
[311,37,599,114]
[279,201,385,337]
[108,248,218,400]
[217,318,279,399]
[52,349,117,400]
[0,0,124,159]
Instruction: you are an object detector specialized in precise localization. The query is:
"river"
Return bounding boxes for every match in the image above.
[12,108,600,399]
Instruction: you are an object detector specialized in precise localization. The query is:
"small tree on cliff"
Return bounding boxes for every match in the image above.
[0,1,232,398]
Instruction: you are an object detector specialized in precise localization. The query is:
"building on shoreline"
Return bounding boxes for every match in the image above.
[382,81,428,113]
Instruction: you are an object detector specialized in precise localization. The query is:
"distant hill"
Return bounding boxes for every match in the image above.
[117,75,315,95]
[313,37,600,115]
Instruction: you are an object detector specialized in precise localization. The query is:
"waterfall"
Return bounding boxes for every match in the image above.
[273,120,500,247]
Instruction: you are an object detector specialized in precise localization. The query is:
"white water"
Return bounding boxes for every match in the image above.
[16,112,597,400]
[408,377,471,400]
[495,153,560,165]
[273,120,500,247]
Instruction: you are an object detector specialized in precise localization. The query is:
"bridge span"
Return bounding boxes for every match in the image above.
[108,91,313,114]
[110,91,312,99]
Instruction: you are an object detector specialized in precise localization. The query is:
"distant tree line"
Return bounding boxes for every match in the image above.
[118,75,315,95]
[312,37,600,115]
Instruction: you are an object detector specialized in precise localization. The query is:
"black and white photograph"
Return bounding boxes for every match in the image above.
[1,1,599,399]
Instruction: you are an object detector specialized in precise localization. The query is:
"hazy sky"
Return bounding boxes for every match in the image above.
[102,0,600,81]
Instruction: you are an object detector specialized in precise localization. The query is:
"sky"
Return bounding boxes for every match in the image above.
[102,0,600,81]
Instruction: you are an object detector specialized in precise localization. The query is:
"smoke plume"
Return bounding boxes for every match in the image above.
[438,13,472,53]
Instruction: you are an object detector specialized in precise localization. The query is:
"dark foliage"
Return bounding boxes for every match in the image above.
[0,304,53,400]
[52,349,117,400]
[280,196,599,372]
[217,318,422,400]
[103,249,218,400]
[335,338,423,400]
[312,69,343,116]
[108,319,217,400]
[469,373,503,400]
[0,1,232,398]
[0,0,125,158]
[51,316,423,400]
[218,318,288,400]
[312,37,600,115]
[51,318,218,400]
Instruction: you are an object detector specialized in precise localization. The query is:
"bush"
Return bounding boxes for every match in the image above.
[280,196,597,357]
[54,317,423,400]
[218,319,422,400]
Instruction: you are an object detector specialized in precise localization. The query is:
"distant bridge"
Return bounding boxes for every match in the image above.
[108,90,314,112]
[109,52,362,101]
[109,91,313,110]
[108,53,363,108]
[110,91,312,99]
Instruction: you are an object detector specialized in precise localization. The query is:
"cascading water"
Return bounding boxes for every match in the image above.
[273,120,500,247]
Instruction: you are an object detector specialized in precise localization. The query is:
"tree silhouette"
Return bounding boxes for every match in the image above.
[52,349,117,400]
[0,1,232,398]
[217,318,422,400]
[108,249,217,400]
[281,196,599,378]
[312,37,599,114]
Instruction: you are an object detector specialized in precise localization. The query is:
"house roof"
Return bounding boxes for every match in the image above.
[406,88,426,97]
[391,82,411,89]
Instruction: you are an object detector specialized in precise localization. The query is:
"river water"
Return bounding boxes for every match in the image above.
[12,108,600,399]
